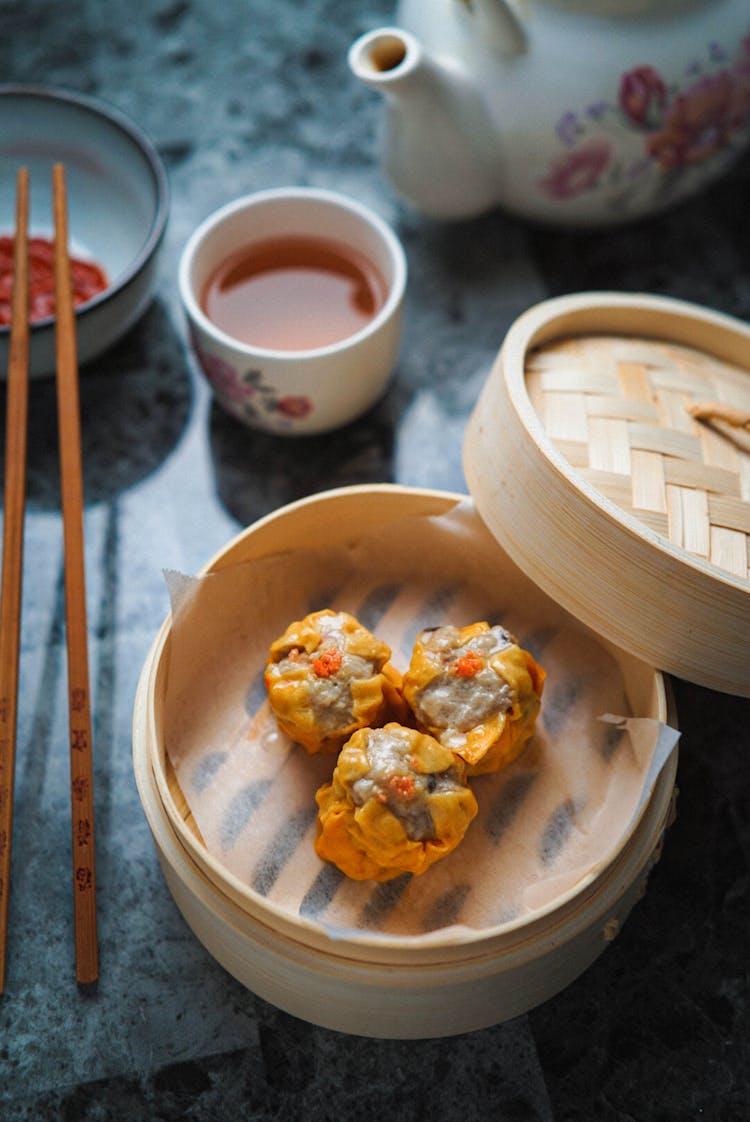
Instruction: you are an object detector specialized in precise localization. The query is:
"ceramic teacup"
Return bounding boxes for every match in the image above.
[178,186,407,436]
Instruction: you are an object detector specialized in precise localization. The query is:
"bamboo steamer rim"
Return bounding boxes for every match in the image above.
[135,483,676,962]
[134,668,678,985]
[464,292,750,698]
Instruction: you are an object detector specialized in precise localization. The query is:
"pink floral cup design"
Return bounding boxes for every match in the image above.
[189,330,315,430]
[179,187,406,436]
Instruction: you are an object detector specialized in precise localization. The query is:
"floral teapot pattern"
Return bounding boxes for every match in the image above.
[349,0,750,225]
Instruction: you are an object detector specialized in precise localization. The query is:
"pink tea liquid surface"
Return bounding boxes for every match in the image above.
[201,235,388,351]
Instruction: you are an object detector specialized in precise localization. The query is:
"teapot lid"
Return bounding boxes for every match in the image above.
[463,291,750,696]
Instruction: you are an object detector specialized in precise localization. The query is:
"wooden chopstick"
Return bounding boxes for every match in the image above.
[0,168,30,995]
[53,163,98,985]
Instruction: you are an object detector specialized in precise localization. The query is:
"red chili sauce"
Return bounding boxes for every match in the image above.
[0,235,108,326]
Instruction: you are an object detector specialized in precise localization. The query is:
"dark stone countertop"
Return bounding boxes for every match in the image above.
[1,2,748,1119]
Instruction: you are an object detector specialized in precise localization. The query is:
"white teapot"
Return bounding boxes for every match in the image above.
[349,0,750,225]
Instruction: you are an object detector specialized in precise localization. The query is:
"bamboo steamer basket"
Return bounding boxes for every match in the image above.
[132,484,678,1038]
[464,292,750,697]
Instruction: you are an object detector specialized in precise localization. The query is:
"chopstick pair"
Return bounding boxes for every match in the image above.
[0,164,98,992]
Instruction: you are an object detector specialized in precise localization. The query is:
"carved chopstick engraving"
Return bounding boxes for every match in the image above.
[53,164,98,985]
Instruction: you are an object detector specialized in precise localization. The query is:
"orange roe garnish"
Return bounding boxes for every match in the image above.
[450,649,484,677]
[312,647,343,677]
[388,774,416,799]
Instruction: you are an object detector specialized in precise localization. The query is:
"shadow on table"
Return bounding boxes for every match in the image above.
[0,298,193,510]
[207,379,410,528]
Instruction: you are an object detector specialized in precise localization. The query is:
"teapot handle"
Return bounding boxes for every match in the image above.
[466,0,527,56]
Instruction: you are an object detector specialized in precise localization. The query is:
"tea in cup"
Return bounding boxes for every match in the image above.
[178,187,407,435]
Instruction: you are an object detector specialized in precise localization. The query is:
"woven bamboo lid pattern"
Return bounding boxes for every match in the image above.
[526,334,750,582]
[463,293,750,696]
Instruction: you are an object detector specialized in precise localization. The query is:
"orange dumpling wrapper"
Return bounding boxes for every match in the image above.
[402,621,545,776]
[264,609,409,755]
[315,723,478,882]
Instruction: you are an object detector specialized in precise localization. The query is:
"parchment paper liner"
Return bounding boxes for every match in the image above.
[162,501,679,947]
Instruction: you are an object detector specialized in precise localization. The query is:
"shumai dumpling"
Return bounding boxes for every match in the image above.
[315,722,478,881]
[402,622,545,776]
[264,609,407,755]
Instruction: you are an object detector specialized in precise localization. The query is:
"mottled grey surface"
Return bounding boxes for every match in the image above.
[0,1,749,1119]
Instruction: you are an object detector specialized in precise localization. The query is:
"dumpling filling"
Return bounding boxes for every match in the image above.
[264,609,405,754]
[315,722,478,881]
[402,621,546,774]
[410,624,515,749]
[273,614,383,734]
[350,724,466,841]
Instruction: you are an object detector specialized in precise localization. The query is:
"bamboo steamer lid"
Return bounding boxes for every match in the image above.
[464,292,750,697]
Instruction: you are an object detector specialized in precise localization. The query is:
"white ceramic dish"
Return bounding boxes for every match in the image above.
[132,484,678,1037]
[0,85,169,376]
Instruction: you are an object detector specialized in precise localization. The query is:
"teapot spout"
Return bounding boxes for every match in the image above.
[348,28,499,219]
[348,28,420,94]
